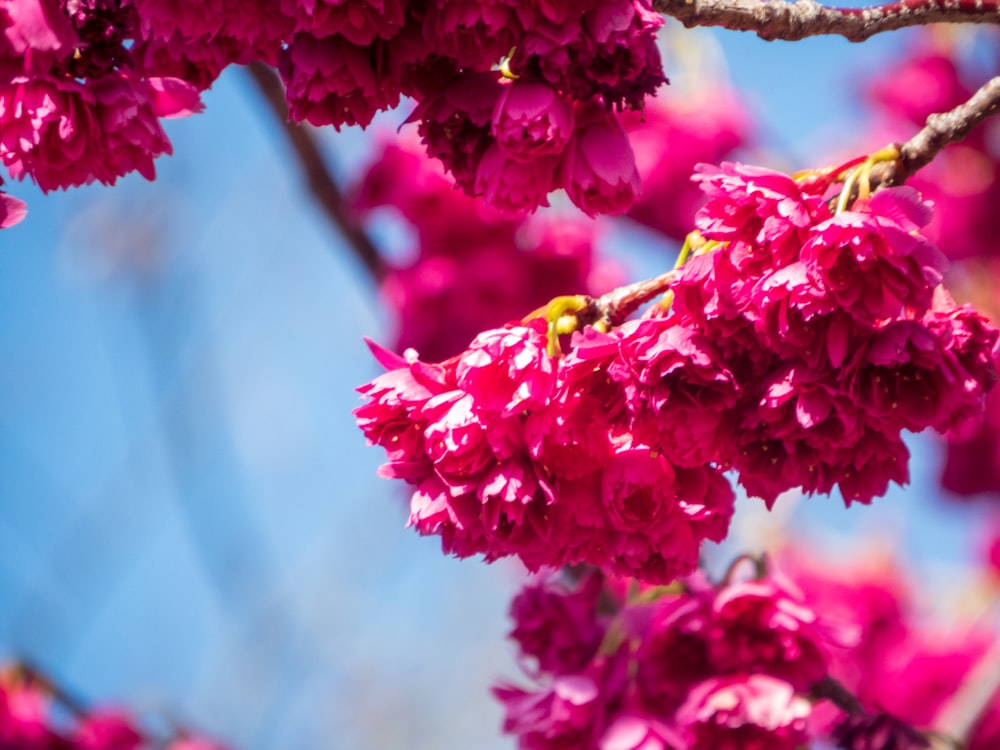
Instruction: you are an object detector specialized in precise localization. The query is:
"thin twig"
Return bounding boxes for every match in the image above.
[654,0,1000,42]
[877,75,1000,185]
[245,61,387,284]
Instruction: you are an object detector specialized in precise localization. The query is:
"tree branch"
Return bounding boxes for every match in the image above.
[245,61,387,284]
[654,0,1000,42]
[885,74,1000,184]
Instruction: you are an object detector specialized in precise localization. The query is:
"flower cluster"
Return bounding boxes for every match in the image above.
[281,0,666,216]
[494,567,840,750]
[355,317,736,583]
[496,552,1000,750]
[858,33,1000,500]
[0,0,203,196]
[669,162,999,506]
[0,665,229,750]
[352,136,623,360]
[781,548,1000,749]
[355,159,999,579]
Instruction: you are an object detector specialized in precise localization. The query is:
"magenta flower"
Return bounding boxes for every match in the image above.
[494,674,603,750]
[800,187,945,323]
[421,0,520,71]
[561,101,641,217]
[0,182,26,228]
[831,711,931,750]
[473,144,558,214]
[279,32,399,130]
[599,713,685,750]
[75,710,143,750]
[456,320,556,416]
[694,161,829,273]
[492,79,575,162]
[281,0,405,45]
[707,579,830,690]
[508,572,606,676]
[677,675,812,750]
[0,0,78,74]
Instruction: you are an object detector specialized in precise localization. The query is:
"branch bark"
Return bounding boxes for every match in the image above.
[245,62,387,284]
[654,0,1000,42]
[884,74,1000,184]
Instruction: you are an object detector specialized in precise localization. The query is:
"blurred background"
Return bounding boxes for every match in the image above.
[0,20,997,750]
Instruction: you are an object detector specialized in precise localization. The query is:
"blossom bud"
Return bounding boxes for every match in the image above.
[561,101,641,216]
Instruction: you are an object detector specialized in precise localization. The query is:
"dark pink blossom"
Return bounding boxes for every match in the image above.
[279,32,399,130]
[624,90,750,241]
[508,572,606,675]
[0,181,26,228]
[0,0,78,74]
[494,674,603,750]
[800,187,945,322]
[707,579,829,690]
[677,675,812,750]
[561,101,640,217]
[599,713,684,750]
[492,79,575,162]
[281,0,406,45]
[456,320,556,416]
[412,71,503,193]
[74,711,143,750]
[694,161,829,273]
[473,144,558,214]
[421,0,520,71]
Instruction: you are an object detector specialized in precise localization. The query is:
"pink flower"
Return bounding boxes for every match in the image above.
[624,90,750,241]
[694,161,829,273]
[599,713,685,750]
[677,675,812,750]
[279,32,399,130]
[456,320,556,416]
[800,187,945,323]
[0,181,26,228]
[75,710,143,750]
[494,674,603,750]
[508,572,606,675]
[707,579,829,690]
[281,0,406,45]
[421,0,520,71]
[613,318,738,467]
[412,70,502,193]
[492,79,574,161]
[473,144,557,214]
[0,0,78,74]
[831,711,931,750]
[561,100,640,217]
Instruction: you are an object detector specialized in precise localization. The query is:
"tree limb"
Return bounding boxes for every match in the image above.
[653,0,1000,42]
[245,61,387,284]
[866,74,1000,188]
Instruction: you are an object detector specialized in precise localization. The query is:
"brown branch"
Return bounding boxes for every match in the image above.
[581,269,680,328]
[881,75,1000,185]
[654,0,1000,42]
[245,61,387,284]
